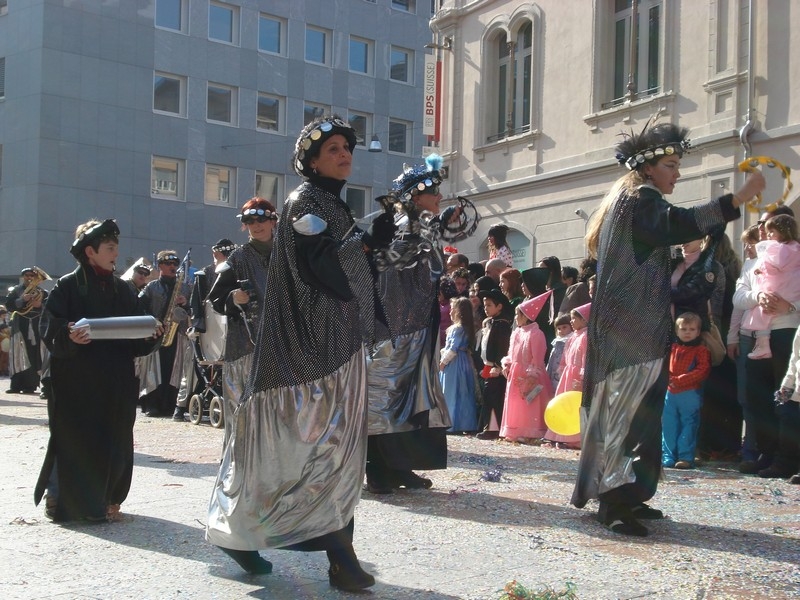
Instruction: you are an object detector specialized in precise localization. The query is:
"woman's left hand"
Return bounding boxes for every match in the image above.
[761,292,792,315]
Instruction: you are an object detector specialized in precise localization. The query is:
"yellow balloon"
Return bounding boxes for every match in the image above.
[544,391,582,436]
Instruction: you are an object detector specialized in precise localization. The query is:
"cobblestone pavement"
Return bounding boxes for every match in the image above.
[1,384,798,600]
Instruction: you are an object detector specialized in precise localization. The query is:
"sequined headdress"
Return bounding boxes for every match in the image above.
[392,154,444,202]
[292,115,357,178]
[615,121,691,171]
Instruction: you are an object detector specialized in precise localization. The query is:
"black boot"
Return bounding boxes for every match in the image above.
[391,470,433,489]
[327,546,375,591]
[598,501,648,537]
[217,546,273,574]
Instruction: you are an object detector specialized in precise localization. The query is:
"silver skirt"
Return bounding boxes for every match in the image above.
[572,358,663,506]
[206,347,368,550]
[366,327,451,435]
[221,352,253,448]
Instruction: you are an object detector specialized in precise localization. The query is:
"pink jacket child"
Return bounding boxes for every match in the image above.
[546,302,591,448]
[742,235,800,360]
[500,291,554,441]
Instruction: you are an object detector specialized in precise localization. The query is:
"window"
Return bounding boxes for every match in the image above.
[607,0,661,108]
[207,83,237,125]
[490,22,532,142]
[345,186,368,219]
[390,47,412,83]
[209,1,239,45]
[0,57,5,99]
[205,165,235,205]
[0,0,7,17]
[255,172,284,208]
[155,0,185,32]
[349,36,373,75]
[347,112,371,148]
[258,14,285,55]
[305,26,331,65]
[388,119,410,154]
[151,156,184,200]
[257,93,282,133]
[304,103,329,125]
[392,0,415,13]
[153,72,186,116]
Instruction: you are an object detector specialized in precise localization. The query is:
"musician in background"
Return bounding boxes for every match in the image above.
[120,259,153,295]
[208,199,277,444]
[0,306,10,377]
[138,250,191,417]
[6,268,47,394]
[172,239,235,422]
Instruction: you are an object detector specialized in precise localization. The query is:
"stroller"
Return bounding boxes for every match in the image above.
[187,302,225,428]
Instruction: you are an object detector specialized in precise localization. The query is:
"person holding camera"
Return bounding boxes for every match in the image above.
[207,197,278,446]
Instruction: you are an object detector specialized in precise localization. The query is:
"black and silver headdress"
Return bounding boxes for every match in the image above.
[292,115,357,178]
[615,121,692,171]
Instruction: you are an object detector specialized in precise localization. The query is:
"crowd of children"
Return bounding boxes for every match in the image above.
[437,217,800,483]
[436,258,593,448]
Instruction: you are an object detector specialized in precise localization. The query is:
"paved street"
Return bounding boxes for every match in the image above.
[1,384,798,600]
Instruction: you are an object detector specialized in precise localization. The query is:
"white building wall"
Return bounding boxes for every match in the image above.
[431,0,799,269]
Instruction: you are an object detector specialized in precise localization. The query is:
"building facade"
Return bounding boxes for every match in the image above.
[0,0,436,286]
[430,0,799,269]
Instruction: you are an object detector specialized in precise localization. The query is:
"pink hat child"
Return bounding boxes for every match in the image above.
[573,302,592,322]
[518,290,553,322]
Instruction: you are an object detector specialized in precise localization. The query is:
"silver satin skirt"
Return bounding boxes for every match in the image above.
[9,331,31,375]
[137,336,190,397]
[572,358,663,505]
[221,352,253,448]
[366,327,451,435]
[206,347,368,550]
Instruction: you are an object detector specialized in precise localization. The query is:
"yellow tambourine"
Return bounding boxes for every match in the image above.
[737,156,793,213]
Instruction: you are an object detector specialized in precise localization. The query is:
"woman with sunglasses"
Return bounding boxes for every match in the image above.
[207,197,278,447]
[364,154,456,495]
[206,116,395,591]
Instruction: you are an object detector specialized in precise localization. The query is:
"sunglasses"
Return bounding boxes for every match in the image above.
[757,220,767,226]
[242,215,276,224]
[160,260,179,267]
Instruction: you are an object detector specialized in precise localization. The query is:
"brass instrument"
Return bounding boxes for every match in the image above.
[16,266,51,316]
[160,250,190,348]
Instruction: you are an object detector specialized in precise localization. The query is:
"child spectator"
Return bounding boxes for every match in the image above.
[546,302,590,448]
[438,277,459,347]
[662,312,711,469]
[439,297,479,433]
[547,313,574,392]
[499,291,554,442]
[475,289,513,440]
[742,215,800,359]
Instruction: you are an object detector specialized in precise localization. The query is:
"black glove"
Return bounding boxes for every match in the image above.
[363,212,397,250]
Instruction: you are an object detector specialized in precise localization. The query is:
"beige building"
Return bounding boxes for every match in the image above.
[429,0,799,269]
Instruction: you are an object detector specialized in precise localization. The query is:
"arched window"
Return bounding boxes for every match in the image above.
[488,21,533,143]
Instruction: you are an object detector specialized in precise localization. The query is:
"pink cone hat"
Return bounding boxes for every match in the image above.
[518,290,552,322]
[573,301,592,322]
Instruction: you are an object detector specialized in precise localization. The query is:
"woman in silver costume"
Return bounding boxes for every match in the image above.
[571,121,765,537]
[205,116,395,591]
[207,197,277,445]
[365,155,455,494]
